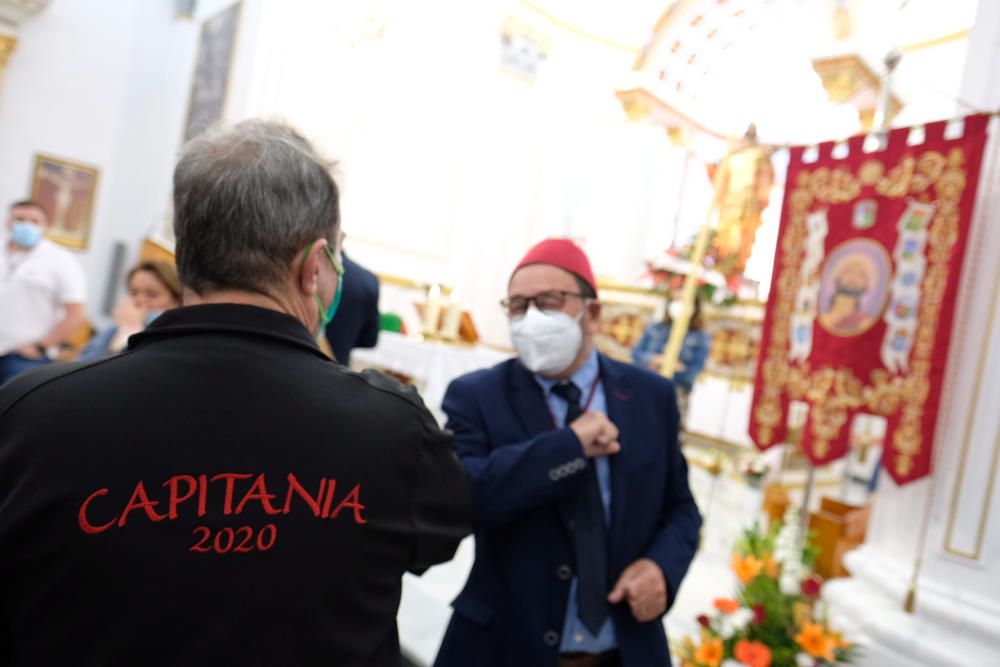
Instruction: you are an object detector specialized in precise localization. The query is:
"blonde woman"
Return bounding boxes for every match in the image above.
[78,261,181,360]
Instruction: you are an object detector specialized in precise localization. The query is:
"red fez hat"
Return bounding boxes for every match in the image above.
[513,238,597,294]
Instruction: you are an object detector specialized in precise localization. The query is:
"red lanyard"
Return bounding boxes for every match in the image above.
[546,375,602,428]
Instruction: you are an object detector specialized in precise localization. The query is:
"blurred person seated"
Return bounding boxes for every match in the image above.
[78,261,181,361]
[0,200,86,384]
[323,252,380,365]
[631,297,710,414]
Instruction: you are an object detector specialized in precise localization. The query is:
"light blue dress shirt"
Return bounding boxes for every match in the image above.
[534,349,617,653]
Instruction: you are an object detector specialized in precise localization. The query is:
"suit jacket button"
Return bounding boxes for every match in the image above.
[556,564,572,580]
[543,630,560,646]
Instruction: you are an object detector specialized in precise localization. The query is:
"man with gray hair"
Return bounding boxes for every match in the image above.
[0,120,471,666]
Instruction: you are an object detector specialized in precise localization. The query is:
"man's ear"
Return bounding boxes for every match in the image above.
[584,300,602,335]
[297,240,328,298]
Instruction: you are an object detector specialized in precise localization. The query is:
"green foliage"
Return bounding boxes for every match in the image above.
[739,575,798,659]
[735,521,778,558]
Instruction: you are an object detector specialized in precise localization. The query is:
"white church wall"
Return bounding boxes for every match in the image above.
[0,0,249,325]
[231,0,697,347]
[824,1,1000,663]
[0,0,134,321]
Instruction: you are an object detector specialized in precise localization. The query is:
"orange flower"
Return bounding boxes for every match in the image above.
[735,639,773,667]
[694,637,724,667]
[713,597,741,614]
[732,553,763,583]
[795,621,836,661]
[763,554,779,578]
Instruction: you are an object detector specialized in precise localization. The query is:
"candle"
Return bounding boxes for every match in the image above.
[422,284,443,337]
[441,292,462,341]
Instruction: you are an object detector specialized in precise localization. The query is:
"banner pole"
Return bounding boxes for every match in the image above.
[799,462,815,536]
[871,47,932,614]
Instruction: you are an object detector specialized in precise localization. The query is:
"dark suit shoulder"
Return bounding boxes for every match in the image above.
[448,357,520,392]
[602,354,677,393]
[343,256,379,294]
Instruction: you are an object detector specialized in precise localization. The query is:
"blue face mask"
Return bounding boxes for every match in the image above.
[10,221,43,249]
[301,241,345,332]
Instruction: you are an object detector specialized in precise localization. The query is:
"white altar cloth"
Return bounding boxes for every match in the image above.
[350,332,512,423]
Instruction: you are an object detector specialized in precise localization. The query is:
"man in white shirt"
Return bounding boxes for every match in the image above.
[0,200,86,384]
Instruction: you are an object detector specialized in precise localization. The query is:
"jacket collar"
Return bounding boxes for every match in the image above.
[128,304,327,359]
[508,349,638,568]
[532,348,600,397]
[506,348,633,431]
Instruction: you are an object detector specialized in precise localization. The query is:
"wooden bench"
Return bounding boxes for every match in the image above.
[808,496,870,579]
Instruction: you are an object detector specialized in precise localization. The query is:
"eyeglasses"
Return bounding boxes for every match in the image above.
[500,290,589,317]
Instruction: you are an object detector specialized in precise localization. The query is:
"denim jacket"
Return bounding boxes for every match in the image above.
[631,321,710,391]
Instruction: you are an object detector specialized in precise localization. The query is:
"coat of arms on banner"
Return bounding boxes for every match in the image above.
[750,114,990,485]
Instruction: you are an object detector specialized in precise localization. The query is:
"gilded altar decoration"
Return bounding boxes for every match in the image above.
[704,305,763,384]
[710,125,776,277]
[595,301,656,362]
[751,115,990,484]
[499,10,551,84]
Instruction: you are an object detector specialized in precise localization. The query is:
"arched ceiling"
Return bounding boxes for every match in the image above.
[526,0,979,143]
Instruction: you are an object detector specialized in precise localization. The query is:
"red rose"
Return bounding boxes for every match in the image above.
[752,603,767,624]
[697,614,711,628]
[802,576,822,597]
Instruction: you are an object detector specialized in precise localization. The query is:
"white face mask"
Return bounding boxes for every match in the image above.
[510,306,583,376]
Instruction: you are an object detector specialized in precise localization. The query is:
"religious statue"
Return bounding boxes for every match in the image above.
[710,124,775,276]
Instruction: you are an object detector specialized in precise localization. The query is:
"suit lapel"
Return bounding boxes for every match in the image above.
[509,361,578,532]
[599,355,634,571]
[508,360,556,437]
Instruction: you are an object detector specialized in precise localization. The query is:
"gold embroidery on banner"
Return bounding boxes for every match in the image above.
[912,152,946,193]
[864,370,904,415]
[876,156,915,197]
[753,145,968,477]
[859,160,884,186]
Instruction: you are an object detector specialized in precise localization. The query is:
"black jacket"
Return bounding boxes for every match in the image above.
[325,254,380,365]
[0,304,470,667]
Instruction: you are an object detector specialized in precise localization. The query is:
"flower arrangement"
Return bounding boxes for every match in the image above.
[677,507,857,667]
[643,244,735,306]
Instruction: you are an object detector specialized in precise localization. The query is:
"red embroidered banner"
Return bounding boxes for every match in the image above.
[751,114,990,485]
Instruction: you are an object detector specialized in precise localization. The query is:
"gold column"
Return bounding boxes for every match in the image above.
[0,33,17,95]
[0,33,17,69]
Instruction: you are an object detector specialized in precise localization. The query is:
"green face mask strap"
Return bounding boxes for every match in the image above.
[301,241,345,329]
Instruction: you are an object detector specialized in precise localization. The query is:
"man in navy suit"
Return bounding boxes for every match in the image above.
[324,253,380,365]
[434,239,702,667]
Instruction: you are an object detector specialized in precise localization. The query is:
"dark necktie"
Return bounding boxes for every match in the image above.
[551,379,609,635]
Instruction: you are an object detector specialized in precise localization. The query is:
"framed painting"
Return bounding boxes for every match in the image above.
[183,1,242,141]
[30,153,100,250]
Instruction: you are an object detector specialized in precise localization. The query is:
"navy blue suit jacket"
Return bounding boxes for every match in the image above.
[324,254,380,365]
[434,353,702,667]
